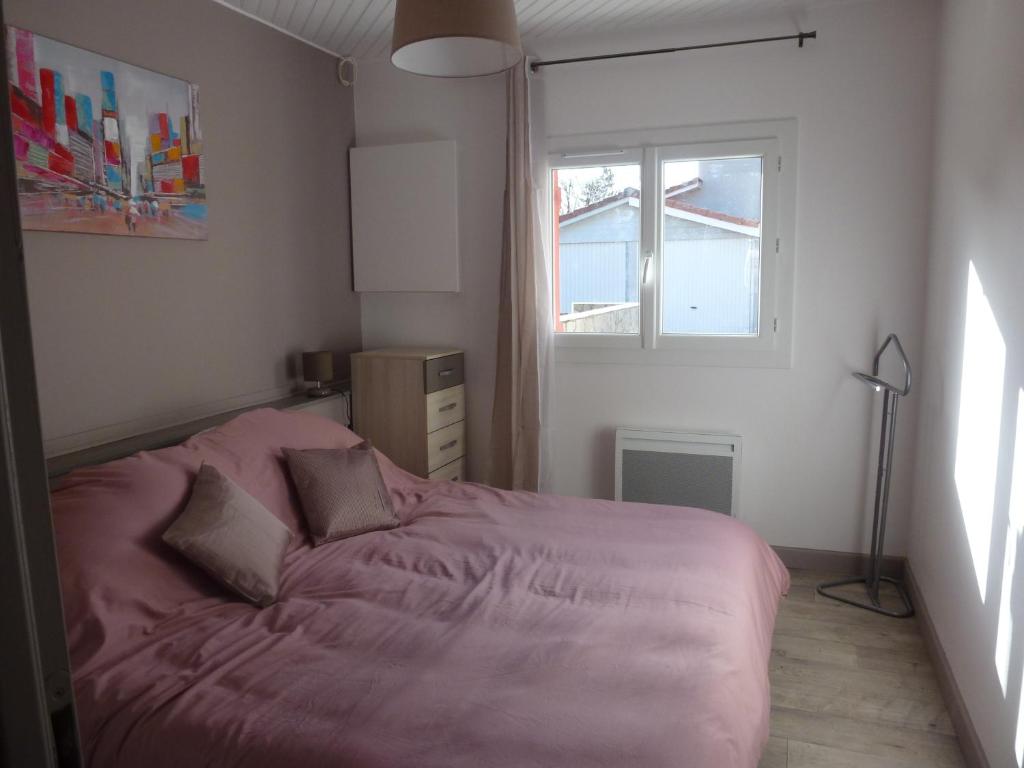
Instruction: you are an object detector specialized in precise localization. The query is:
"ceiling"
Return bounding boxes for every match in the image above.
[214,0,838,61]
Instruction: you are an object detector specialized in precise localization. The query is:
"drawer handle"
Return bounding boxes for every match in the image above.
[451,475,460,482]
[439,403,457,412]
[438,368,455,377]
[440,439,458,451]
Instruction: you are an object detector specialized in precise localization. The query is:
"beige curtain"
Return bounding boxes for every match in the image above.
[489,59,552,492]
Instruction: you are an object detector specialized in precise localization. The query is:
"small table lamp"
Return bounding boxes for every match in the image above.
[302,351,334,398]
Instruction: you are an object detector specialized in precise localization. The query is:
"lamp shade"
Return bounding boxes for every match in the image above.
[302,351,334,383]
[391,0,523,78]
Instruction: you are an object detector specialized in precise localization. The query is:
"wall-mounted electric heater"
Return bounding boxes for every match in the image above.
[615,428,742,517]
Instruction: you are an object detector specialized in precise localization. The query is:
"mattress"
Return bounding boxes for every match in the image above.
[51,408,789,767]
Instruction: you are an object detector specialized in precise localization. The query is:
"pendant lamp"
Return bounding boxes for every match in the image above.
[391,0,523,78]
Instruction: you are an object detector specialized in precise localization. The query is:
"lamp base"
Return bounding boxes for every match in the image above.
[306,385,333,398]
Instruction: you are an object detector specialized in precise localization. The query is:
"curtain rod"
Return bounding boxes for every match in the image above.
[530,31,817,71]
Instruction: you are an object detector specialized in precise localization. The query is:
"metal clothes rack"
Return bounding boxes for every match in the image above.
[817,334,915,619]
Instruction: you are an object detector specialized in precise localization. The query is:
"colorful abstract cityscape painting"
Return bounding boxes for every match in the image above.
[5,27,207,239]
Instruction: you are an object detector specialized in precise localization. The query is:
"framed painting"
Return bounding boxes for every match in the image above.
[5,27,207,239]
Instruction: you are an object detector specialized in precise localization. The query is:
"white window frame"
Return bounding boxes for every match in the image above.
[547,119,797,369]
[547,148,644,350]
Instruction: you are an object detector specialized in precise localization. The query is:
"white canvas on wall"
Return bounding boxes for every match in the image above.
[350,140,459,292]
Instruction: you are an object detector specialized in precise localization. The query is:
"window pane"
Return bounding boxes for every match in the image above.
[552,164,641,334]
[661,157,762,336]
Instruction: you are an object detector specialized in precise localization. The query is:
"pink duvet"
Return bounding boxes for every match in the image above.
[52,408,789,768]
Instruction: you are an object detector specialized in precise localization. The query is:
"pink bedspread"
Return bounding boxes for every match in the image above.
[52,409,789,768]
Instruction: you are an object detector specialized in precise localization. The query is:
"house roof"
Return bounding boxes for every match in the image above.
[559,179,760,230]
[664,197,760,229]
[664,179,702,198]
[558,187,642,223]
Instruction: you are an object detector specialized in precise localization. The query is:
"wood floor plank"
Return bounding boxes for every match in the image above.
[770,651,942,696]
[787,570,848,588]
[778,595,923,634]
[774,610,925,652]
[787,739,960,768]
[770,707,964,767]
[771,629,931,676]
[763,570,966,768]
[770,670,955,735]
[758,736,789,768]
[784,582,909,616]
[770,655,946,703]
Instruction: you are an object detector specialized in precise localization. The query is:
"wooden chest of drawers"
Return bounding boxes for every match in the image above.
[351,348,466,481]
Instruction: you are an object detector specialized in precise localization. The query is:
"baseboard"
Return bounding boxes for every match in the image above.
[903,564,990,768]
[772,545,905,579]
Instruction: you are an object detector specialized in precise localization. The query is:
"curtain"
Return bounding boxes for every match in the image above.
[489,59,553,492]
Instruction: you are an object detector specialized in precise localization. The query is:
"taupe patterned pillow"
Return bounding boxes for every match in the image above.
[163,463,291,607]
[284,442,398,546]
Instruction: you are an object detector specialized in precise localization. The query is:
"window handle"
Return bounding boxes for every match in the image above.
[641,252,653,350]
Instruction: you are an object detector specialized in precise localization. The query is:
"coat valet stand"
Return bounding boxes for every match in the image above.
[817,334,914,618]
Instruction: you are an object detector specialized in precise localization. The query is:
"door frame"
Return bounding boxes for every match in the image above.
[0,14,82,767]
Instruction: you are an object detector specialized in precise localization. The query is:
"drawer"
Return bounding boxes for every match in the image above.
[426,384,465,433]
[428,456,465,483]
[427,420,465,472]
[424,353,464,394]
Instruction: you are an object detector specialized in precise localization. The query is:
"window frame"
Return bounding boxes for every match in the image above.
[547,119,796,369]
[654,137,778,352]
[547,149,644,350]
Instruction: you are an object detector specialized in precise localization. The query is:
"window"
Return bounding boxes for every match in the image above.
[553,161,641,336]
[660,155,762,337]
[548,120,795,368]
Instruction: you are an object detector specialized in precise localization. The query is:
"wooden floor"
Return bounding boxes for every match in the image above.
[759,569,967,768]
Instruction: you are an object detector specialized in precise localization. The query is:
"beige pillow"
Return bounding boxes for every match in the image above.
[284,442,398,546]
[163,463,291,607]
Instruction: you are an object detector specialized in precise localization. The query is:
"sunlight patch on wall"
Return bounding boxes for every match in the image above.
[955,261,1006,603]
[996,390,1024,695]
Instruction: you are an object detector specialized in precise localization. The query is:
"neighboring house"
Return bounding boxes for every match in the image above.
[557,158,763,335]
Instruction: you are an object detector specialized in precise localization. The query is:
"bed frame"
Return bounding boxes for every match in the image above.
[46,389,349,482]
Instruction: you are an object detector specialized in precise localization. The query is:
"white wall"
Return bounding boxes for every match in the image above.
[536,0,937,553]
[908,0,1024,762]
[354,65,507,483]
[355,0,939,555]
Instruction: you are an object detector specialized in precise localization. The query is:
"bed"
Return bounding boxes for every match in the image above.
[51,407,789,767]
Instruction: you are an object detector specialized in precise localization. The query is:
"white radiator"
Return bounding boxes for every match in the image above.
[614,428,742,517]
